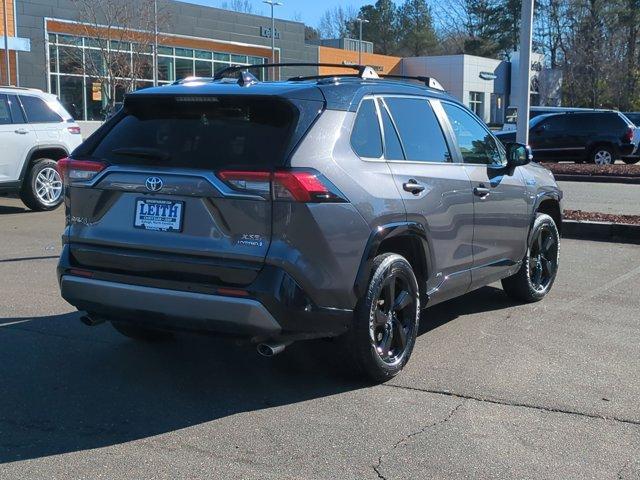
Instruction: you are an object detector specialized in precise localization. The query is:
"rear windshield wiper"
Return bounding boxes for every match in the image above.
[111,147,170,161]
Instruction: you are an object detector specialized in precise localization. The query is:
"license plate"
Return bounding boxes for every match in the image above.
[134,198,184,232]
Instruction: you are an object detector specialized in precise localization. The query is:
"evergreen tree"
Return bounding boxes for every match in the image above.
[397,0,438,56]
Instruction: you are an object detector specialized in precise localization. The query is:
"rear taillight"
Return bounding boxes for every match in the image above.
[57,157,107,185]
[625,127,634,142]
[217,169,345,203]
[67,126,82,135]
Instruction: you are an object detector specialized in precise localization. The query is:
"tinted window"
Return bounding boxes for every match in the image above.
[385,97,450,162]
[442,102,504,165]
[0,95,10,125]
[624,112,640,125]
[351,99,383,158]
[91,96,297,169]
[378,100,404,160]
[7,95,26,124]
[539,115,567,131]
[20,95,63,123]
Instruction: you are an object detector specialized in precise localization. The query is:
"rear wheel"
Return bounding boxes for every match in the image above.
[347,253,420,383]
[502,213,560,303]
[111,321,173,341]
[20,158,64,211]
[590,146,614,165]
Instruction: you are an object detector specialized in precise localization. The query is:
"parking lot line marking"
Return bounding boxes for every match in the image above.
[0,319,34,327]
[0,255,59,263]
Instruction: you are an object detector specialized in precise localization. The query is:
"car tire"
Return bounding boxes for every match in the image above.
[622,157,639,165]
[346,253,420,383]
[589,146,614,165]
[19,158,64,211]
[111,321,173,341]
[502,213,560,303]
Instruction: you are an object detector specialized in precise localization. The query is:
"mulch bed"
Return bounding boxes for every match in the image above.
[542,162,640,177]
[564,209,640,225]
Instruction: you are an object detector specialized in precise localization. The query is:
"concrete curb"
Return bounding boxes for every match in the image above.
[563,220,640,244]
[554,174,640,184]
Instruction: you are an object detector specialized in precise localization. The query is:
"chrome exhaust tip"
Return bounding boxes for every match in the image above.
[257,341,289,357]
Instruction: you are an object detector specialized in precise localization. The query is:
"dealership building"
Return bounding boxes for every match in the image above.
[1,0,537,124]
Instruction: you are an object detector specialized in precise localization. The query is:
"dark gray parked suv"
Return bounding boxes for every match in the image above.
[57,65,563,382]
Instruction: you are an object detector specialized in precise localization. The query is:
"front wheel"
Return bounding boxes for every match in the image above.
[346,253,420,383]
[622,157,639,165]
[502,213,560,303]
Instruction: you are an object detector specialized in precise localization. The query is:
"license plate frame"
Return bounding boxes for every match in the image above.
[133,198,184,233]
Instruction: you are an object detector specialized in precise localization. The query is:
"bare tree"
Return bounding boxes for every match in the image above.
[70,0,168,112]
[221,0,255,14]
[318,6,357,39]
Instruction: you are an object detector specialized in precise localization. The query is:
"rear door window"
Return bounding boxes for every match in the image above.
[91,96,299,169]
[19,95,63,123]
[0,95,10,125]
[351,99,383,158]
[384,97,450,162]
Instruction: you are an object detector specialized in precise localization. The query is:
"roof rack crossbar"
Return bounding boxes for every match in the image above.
[379,74,445,91]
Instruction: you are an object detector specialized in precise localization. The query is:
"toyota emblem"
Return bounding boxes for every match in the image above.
[145,177,163,192]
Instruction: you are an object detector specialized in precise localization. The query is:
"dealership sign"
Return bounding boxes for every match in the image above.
[260,26,281,39]
[479,71,497,80]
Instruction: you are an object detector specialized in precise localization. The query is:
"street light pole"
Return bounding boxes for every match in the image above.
[356,17,369,65]
[153,0,158,87]
[263,0,282,80]
[3,0,10,85]
[516,0,535,145]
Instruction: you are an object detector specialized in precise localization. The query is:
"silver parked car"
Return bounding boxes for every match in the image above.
[57,64,563,382]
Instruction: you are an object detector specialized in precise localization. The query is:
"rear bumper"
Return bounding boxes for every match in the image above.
[60,275,282,336]
[57,244,352,340]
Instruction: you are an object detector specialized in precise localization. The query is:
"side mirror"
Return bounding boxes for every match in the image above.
[506,142,531,168]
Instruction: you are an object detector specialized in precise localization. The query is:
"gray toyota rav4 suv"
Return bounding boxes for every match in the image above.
[57,64,562,382]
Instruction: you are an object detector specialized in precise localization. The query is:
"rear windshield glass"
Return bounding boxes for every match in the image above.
[90,96,298,169]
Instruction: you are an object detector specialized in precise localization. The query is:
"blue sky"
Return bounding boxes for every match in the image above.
[184,0,375,27]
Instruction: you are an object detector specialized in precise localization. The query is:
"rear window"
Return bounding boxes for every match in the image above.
[90,96,299,169]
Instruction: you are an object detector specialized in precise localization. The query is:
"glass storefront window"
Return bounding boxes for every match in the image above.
[195,60,212,77]
[157,56,175,82]
[231,54,247,64]
[110,40,131,51]
[133,54,154,81]
[84,38,101,48]
[49,45,57,74]
[158,46,173,55]
[195,50,212,60]
[59,76,84,120]
[214,62,229,75]
[58,46,83,75]
[175,48,194,58]
[175,58,194,80]
[214,52,230,62]
[84,49,106,77]
[58,34,81,46]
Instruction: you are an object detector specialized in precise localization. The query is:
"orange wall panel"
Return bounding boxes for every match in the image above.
[318,46,401,76]
[0,0,16,35]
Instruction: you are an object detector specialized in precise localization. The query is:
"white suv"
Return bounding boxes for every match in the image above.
[0,86,83,210]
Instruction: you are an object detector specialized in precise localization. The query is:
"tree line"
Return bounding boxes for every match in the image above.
[310,0,640,110]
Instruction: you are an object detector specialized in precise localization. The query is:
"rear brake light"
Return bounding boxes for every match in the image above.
[625,127,634,142]
[217,169,346,203]
[67,126,82,135]
[57,157,107,184]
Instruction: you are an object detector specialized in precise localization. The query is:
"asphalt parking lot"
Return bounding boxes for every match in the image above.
[1,195,639,479]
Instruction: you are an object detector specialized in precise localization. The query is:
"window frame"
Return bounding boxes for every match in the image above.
[439,99,507,167]
[377,94,456,165]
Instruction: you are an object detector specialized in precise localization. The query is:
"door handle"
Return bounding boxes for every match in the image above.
[403,179,425,194]
[14,128,28,135]
[473,186,491,198]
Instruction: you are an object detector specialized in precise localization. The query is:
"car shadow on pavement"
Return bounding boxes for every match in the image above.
[0,286,513,464]
[0,204,30,214]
